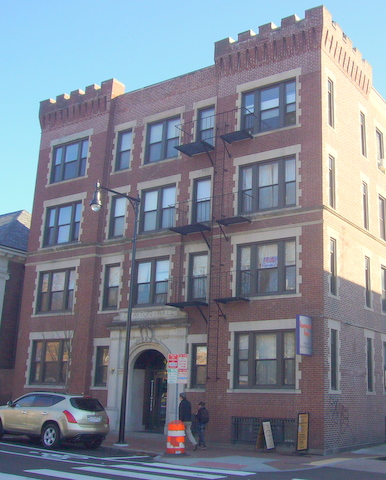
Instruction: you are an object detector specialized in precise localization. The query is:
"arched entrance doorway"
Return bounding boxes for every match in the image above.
[134,349,167,432]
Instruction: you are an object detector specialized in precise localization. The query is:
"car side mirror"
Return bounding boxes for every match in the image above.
[7,401,14,408]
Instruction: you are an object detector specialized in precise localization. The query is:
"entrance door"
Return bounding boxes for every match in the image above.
[134,350,167,432]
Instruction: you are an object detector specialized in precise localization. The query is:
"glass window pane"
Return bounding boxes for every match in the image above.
[286,82,296,104]
[109,266,120,286]
[138,263,151,283]
[242,167,252,190]
[258,244,278,268]
[196,346,207,365]
[256,360,276,385]
[144,211,157,231]
[52,272,65,291]
[197,179,211,200]
[81,140,89,158]
[167,118,180,139]
[58,206,71,225]
[238,334,249,358]
[114,197,126,216]
[156,260,169,281]
[193,255,207,276]
[137,284,150,304]
[120,131,132,151]
[261,86,279,110]
[149,143,162,162]
[256,334,276,359]
[240,247,251,269]
[259,163,278,187]
[162,187,175,208]
[244,92,254,113]
[284,332,295,358]
[150,123,163,143]
[144,190,158,211]
[65,143,78,162]
[285,241,296,265]
[285,158,295,181]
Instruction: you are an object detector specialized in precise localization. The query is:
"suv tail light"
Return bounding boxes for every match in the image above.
[63,410,77,423]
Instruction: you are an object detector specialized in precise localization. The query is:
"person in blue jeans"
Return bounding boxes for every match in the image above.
[179,393,198,450]
[196,401,209,449]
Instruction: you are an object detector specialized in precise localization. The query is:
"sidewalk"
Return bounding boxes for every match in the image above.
[102,431,386,474]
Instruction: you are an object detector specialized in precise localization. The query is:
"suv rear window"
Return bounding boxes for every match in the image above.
[70,398,104,412]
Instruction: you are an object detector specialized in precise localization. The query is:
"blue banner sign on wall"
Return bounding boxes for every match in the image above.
[296,315,313,355]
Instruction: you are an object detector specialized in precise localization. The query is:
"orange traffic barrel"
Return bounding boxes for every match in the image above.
[166,420,185,454]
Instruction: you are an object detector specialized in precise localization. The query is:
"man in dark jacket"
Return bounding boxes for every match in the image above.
[196,401,209,449]
[178,393,198,450]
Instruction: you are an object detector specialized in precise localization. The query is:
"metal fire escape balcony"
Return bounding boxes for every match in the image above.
[174,108,253,164]
[166,276,209,323]
[169,198,211,248]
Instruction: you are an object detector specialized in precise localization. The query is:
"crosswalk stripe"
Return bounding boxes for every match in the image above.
[150,462,254,476]
[76,465,204,480]
[0,474,40,480]
[26,469,111,480]
[109,463,225,479]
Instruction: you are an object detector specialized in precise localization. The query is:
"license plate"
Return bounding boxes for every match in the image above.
[88,415,102,423]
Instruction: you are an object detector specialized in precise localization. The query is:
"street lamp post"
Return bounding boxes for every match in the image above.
[90,181,140,446]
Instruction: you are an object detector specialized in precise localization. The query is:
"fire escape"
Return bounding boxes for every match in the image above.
[166,108,253,329]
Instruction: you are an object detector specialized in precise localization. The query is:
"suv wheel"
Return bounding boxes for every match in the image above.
[84,438,103,449]
[41,423,61,449]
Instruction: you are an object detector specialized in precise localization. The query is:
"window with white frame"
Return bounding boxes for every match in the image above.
[376,129,384,169]
[327,78,334,128]
[30,339,70,385]
[234,330,295,389]
[95,346,109,387]
[141,185,176,232]
[240,157,296,214]
[145,117,180,163]
[330,328,338,391]
[135,258,169,305]
[103,264,120,310]
[237,239,296,297]
[366,336,374,392]
[44,202,81,247]
[109,196,126,238]
[51,138,88,183]
[197,106,215,145]
[115,130,132,171]
[242,80,296,134]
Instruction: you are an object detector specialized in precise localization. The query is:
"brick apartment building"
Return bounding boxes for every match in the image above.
[12,6,386,453]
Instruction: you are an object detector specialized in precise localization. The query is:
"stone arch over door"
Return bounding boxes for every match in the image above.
[131,348,167,432]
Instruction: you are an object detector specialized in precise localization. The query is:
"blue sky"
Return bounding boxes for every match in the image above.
[1,0,385,217]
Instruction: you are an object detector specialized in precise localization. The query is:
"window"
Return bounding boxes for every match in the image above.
[109,196,126,238]
[365,256,371,308]
[238,239,296,296]
[327,78,334,127]
[189,253,208,301]
[329,238,337,296]
[193,178,211,223]
[242,80,296,133]
[191,344,207,388]
[328,155,336,209]
[95,346,109,387]
[360,112,367,157]
[103,264,120,309]
[382,267,386,313]
[362,182,369,230]
[376,129,384,168]
[379,196,386,240]
[141,185,175,232]
[366,337,374,392]
[44,202,81,246]
[235,330,295,389]
[135,258,169,305]
[37,268,75,313]
[115,130,132,171]
[240,157,295,213]
[197,107,215,145]
[51,139,88,183]
[30,339,70,384]
[330,329,338,391]
[146,117,180,163]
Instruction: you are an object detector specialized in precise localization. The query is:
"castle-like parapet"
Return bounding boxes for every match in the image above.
[39,78,125,129]
[214,6,372,95]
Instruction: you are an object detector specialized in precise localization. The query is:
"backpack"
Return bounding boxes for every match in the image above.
[200,407,209,423]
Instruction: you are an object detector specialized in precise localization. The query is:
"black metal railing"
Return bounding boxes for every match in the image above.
[231,416,296,446]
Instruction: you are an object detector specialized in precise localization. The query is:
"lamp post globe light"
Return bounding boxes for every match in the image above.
[90,181,140,446]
